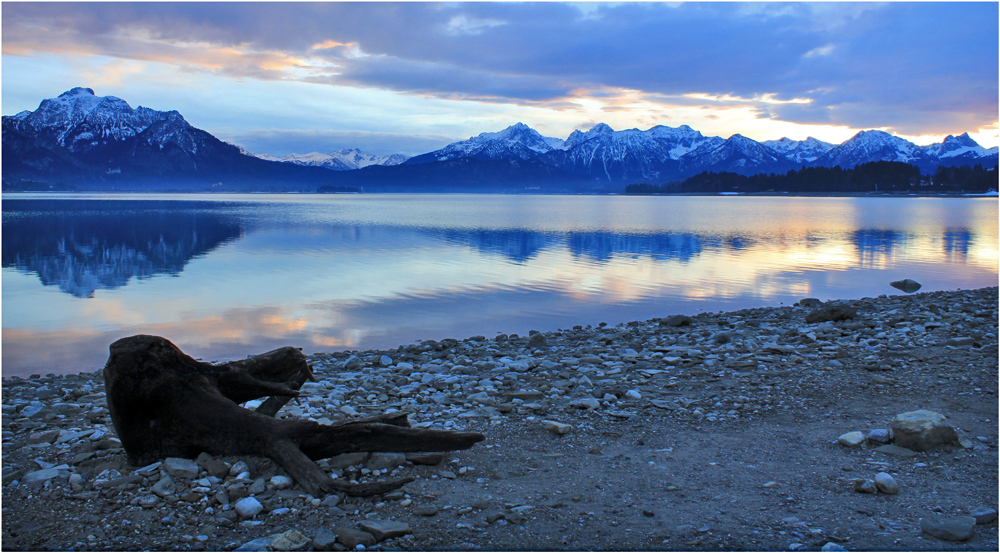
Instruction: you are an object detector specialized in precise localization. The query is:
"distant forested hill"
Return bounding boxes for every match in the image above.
[626,162,998,195]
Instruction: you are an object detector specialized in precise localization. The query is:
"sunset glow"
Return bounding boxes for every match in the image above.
[2,2,996,156]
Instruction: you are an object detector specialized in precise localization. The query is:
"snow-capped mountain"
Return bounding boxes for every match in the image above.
[406,122,561,164]
[9,87,196,159]
[681,134,797,176]
[257,148,409,171]
[813,130,925,169]
[540,123,722,181]
[920,132,999,164]
[763,137,834,164]
[2,87,337,190]
[4,87,996,192]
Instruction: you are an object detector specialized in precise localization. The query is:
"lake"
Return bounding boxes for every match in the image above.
[2,193,997,377]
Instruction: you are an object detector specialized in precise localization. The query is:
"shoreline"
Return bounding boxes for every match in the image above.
[3,190,998,198]
[2,286,997,551]
[4,286,998,383]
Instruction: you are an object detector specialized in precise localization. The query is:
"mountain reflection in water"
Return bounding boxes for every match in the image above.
[2,194,997,377]
[2,200,243,297]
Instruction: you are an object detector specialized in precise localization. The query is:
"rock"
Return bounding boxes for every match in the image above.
[68,473,86,492]
[527,333,547,349]
[367,453,406,471]
[805,305,857,323]
[196,452,230,478]
[270,475,294,490]
[890,279,922,293]
[229,460,250,478]
[270,529,310,551]
[866,428,892,444]
[312,530,339,551]
[151,476,177,498]
[920,516,976,541]
[946,337,976,346]
[820,542,848,551]
[164,457,200,479]
[853,479,877,493]
[873,472,899,494]
[135,462,163,477]
[413,505,439,516]
[20,468,61,486]
[379,355,394,367]
[321,494,342,508]
[235,536,279,552]
[837,431,866,448]
[661,315,693,327]
[235,497,264,518]
[248,478,267,494]
[333,528,377,548]
[970,507,998,524]
[890,410,958,451]
[357,519,411,541]
[570,397,601,410]
[624,389,642,400]
[797,298,823,308]
[541,420,573,435]
[874,444,916,457]
[27,429,60,444]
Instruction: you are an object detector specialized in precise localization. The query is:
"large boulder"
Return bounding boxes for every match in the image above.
[920,516,976,541]
[890,279,922,293]
[891,410,958,451]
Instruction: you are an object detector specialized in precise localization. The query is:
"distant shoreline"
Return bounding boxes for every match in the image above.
[2,190,997,198]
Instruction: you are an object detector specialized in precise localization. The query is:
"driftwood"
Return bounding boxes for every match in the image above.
[103,335,485,496]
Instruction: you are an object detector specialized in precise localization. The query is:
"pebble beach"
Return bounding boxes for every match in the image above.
[2,287,998,551]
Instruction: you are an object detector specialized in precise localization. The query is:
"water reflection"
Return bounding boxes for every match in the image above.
[2,200,242,297]
[2,194,996,377]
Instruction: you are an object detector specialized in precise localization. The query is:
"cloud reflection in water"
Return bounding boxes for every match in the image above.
[2,194,997,376]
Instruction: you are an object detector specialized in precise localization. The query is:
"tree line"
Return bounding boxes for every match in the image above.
[626,162,998,195]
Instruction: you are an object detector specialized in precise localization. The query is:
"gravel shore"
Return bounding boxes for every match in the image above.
[3,287,998,551]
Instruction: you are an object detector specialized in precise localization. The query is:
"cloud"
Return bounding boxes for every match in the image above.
[2,2,996,141]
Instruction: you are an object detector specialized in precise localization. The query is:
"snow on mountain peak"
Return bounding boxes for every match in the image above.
[413,122,561,162]
[254,148,410,170]
[587,123,615,135]
[763,136,834,163]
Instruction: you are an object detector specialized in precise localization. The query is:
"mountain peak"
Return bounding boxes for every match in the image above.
[59,87,97,98]
[944,132,981,148]
[588,123,615,135]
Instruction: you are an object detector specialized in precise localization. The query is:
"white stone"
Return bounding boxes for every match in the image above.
[873,472,899,494]
[235,497,264,518]
[837,431,866,448]
[270,475,294,490]
[625,389,642,400]
[541,420,573,435]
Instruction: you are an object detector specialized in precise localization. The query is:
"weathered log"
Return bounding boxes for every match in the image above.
[103,335,485,496]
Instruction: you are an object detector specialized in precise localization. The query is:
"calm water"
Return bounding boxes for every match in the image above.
[2,193,997,377]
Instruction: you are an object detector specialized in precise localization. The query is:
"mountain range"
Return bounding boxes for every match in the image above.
[3,87,996,192]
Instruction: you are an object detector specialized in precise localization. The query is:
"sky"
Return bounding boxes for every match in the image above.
[2,2,998,156]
